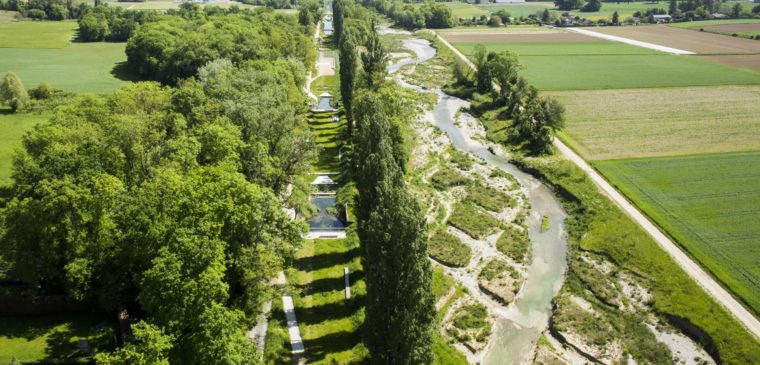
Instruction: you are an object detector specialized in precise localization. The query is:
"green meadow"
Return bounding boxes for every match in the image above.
[0,20,76,48]
[670,18,760,28]
[596,151,760,315]
[0,109,47,186]
[478,1,663,19]
[0,42,128,93]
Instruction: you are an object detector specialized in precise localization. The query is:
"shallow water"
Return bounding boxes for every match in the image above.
[317,96,334,110]
[389,39,569,365]
[387,39,436,74]
[308,196,345,231]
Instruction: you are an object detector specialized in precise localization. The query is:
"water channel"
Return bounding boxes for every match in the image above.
[387,37,569,365]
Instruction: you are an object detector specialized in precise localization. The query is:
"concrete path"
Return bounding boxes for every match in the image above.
[567,28,696,55]
[282,295,305,354]
[432,29,760,340]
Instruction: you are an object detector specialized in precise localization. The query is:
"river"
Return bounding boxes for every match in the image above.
[387,37,569,365]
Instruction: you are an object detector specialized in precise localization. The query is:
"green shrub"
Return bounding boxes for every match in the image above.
[478,259,517,282]
[465,184,514,212]
[495,228,530,264]
[448,203,501,239]
[431,168,470,191]
[429,229,472,267]
[449,148,473,170]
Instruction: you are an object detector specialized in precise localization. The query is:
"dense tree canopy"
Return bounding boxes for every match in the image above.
[126,10,315,84]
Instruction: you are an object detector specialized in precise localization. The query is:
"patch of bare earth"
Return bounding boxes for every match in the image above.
[697,54,760,71]
[441,32,600,43]
[584,24,760,54]
[702,23,760,33]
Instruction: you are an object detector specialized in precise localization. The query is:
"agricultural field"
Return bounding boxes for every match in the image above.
[413,1,490,19]
[547,85,760,160]
[582,24,760,54]
[595,151,760,314]
[444,28,760,90]
[0,110,48,186]
[478,1,662,20]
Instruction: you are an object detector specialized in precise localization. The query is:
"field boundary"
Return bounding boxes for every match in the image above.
[568,27,695,55]
[432,29,760,340]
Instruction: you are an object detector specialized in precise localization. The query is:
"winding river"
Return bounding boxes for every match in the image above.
[387,37,569,365]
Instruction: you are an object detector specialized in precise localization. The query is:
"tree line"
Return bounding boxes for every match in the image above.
[0,6,319,364]
[333,0,437,363]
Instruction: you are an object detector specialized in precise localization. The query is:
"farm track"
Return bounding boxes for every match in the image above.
[432,29,760,341]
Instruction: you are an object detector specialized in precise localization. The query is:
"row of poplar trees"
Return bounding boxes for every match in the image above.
[333,0,436,363]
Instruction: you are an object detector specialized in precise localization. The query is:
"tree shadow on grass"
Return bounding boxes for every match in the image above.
[298,270,364,296]
[296,299,364,327]
[304,327,365,364]
[295,247,359,272]
[110,62,141,82]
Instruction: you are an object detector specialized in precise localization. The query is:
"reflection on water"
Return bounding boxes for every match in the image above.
[308,196,345,231]
[317,96,335,110]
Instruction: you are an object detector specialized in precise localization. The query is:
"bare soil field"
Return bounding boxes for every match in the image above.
[547,85,760,160]
[437,26,559,35]
[583,25,760,54]
[697,54,760,71]
[702,23,760,33]
[441,32,599,43]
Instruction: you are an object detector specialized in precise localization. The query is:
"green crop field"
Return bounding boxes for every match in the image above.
[595,151,760,315]
[504,54,760,90]
[452,40,657,56]
[0,109,47,186]
[0,42,128,93]
[477,1,661,19]
[0,313,115,363]
[548,86,760,160]
[0,21,77,48]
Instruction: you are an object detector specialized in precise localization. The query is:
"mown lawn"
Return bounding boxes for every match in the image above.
[289,237,367,364]
[0,20,77,48]
[0,42,128,93]
[0,109,47,186]
[548,85,760,160]
[0,313,116,364]
[309,111,344,173]
[670,18,760,28]
[595,151,760,317]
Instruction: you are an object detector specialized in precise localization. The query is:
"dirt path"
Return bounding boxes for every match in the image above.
[567,28,695,54]
[431,29,760,341]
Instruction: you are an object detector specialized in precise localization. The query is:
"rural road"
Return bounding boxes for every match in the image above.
[431,30,760,340]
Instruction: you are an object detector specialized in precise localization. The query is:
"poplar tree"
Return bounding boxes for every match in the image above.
[361,27,388,90]
[332,0,345,44]
[353,91,435,364]
[339,31,357,135]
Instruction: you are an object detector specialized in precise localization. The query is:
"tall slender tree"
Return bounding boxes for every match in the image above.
[352,90,435,364]
[333,0,345,44]
[339,30,357,136]
[361,26,388,90]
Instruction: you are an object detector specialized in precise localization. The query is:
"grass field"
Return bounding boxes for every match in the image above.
[0,313,115,364]
[1,42,129,94]
[0,21,77,49]
[309,110,344,172]
[413,2,490,19]
[548,86,760,160]
[0,109,47,186]
[477,1,662,20]
[583,25,760,54]
[595,151,760,316]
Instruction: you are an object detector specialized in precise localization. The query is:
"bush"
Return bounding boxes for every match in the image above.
[496,227,530,264]
[29,82,56,100]
[448,203,501,239]
[478,259,517,282]
[449,148,473,170]
[465,184,514,212]
[428,229,472,267]
[431,168,470,191]
[27,8,47,20]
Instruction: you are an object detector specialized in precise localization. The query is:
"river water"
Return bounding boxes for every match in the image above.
[388,37,569,365]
